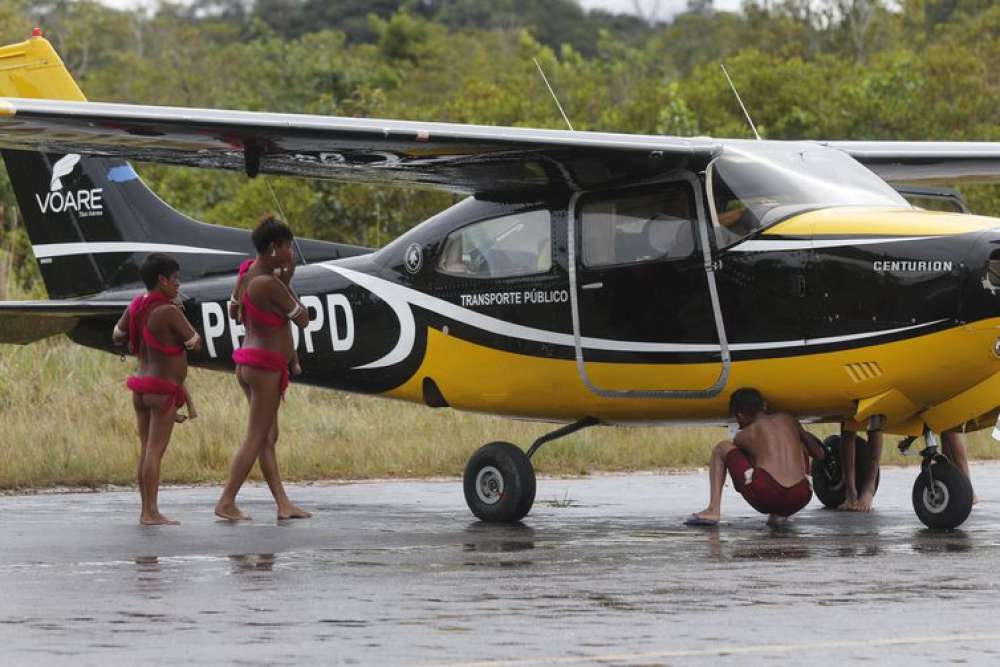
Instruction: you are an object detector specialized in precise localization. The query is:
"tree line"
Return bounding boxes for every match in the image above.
[0,0,998,296]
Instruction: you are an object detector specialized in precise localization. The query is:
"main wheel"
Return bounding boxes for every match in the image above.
[463,441,536,523]
[912,459,973,529]
[811,434,880,508]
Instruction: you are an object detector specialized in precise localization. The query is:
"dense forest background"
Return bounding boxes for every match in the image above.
[0,0,998,297]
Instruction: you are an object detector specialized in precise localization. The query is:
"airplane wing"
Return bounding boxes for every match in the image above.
[823,141,1000,184]
[3,98,999,192]
[0,300,128,344]
[0,98,721,197]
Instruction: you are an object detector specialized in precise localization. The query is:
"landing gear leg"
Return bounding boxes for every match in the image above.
[911,428,974,530]
[463,417,600,523]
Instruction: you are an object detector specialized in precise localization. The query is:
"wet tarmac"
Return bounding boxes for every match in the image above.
[3,464,1000,665]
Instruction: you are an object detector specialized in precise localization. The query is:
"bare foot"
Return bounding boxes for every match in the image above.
[837,493,859,511]
[140,513,180,526]
[215,502,252,521]
[767,514,789,526]
[690,509,720,523]
[277,504,312,520]
[855,491,875,512]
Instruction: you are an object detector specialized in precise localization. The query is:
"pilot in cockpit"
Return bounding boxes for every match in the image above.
[716,193,780,236]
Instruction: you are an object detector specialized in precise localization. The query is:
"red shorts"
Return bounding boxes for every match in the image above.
[724,449,812,517]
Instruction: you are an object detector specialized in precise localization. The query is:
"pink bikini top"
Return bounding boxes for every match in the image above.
[237,259,287,332]
[128,292,183,357]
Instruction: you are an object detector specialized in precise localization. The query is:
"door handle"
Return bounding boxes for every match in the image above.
[582,282,604,290]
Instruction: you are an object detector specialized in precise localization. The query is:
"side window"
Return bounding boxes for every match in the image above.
[580,187,696,268]
[437,209,552,279]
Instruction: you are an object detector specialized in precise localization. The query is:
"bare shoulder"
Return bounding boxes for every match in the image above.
[249,272,282,289]
[148,303,183,325]
[165,304,191,325]
[246,272,281,298]
[770,412,801,429]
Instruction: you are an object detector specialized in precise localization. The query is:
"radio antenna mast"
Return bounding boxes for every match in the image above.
[265,178,307,266]
[720,63,760,140]
[533,57,574,132]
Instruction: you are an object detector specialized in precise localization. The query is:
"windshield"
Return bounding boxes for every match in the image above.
[710,143,910,247]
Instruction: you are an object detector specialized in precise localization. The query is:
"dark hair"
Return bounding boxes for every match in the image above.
[729,387,765,417]
[251,214,294,254]
[139,253,180,290]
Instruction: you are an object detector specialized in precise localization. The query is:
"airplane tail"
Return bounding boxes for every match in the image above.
[0,33,368,299]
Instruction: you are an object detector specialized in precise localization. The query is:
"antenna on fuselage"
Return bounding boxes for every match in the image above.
[533,57,575,132]
[265,178,307,266]
[720,63,760,141]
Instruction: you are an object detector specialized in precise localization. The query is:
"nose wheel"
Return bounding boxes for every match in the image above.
[910,431,973,529]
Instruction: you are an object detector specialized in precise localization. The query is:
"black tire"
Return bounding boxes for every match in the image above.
[811,434,881,508]
[912,459,973,530]
[463,442,536,523]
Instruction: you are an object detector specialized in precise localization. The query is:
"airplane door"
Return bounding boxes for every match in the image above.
[567,173,730,398]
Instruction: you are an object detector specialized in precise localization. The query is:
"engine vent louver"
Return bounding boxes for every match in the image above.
[844,361,884,383]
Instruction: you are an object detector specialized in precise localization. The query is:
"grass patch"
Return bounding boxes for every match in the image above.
[2,338,999,491]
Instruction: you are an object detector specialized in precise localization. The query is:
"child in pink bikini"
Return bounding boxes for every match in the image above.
[113,253,202,525]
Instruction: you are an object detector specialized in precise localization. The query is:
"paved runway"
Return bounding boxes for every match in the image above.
[3,464,1000,665]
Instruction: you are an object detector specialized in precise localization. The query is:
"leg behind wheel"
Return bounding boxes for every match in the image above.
[463,442,536,523]
[811,434,880,508]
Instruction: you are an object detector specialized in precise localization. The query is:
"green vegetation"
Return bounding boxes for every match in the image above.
[2,1,1000,487]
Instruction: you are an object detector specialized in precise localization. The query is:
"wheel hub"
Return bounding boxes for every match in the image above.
[475,466,504,505]
[922,480,950,514]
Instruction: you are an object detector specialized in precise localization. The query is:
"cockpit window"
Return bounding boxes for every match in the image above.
[437,209,551,279]
[580,187,696,268]
[710,144,911,248]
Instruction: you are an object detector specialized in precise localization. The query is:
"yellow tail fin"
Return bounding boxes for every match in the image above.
[0,33,86,101]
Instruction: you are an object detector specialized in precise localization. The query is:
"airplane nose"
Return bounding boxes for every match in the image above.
[959,231,1000,330]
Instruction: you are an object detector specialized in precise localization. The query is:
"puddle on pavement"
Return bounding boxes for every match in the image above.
[229,553,276,572]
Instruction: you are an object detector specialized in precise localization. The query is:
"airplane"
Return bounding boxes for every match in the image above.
[2,31,1000,529]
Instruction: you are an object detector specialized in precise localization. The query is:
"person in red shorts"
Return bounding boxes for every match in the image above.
[686,388,827,526]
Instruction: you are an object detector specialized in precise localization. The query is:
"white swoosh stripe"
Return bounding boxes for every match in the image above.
[732,236,939,252]
[33,242,245,258]
[321,263,947,367]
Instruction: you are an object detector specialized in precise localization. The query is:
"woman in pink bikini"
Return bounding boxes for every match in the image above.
[112,253,202,526]
[215,216,311,521]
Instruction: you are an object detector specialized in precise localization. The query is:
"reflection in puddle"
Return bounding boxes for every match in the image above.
[134,556,159,568]
[911,529,972,554]
[133,555,164,595]
[731,545,811,560]
[229,553,276,572]
[462,523,536,554]
[833,545,881,558]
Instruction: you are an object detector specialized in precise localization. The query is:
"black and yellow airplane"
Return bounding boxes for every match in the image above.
[2,33,1000,528]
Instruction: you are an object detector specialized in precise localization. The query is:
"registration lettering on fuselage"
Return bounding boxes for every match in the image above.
[200,293,355,358]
